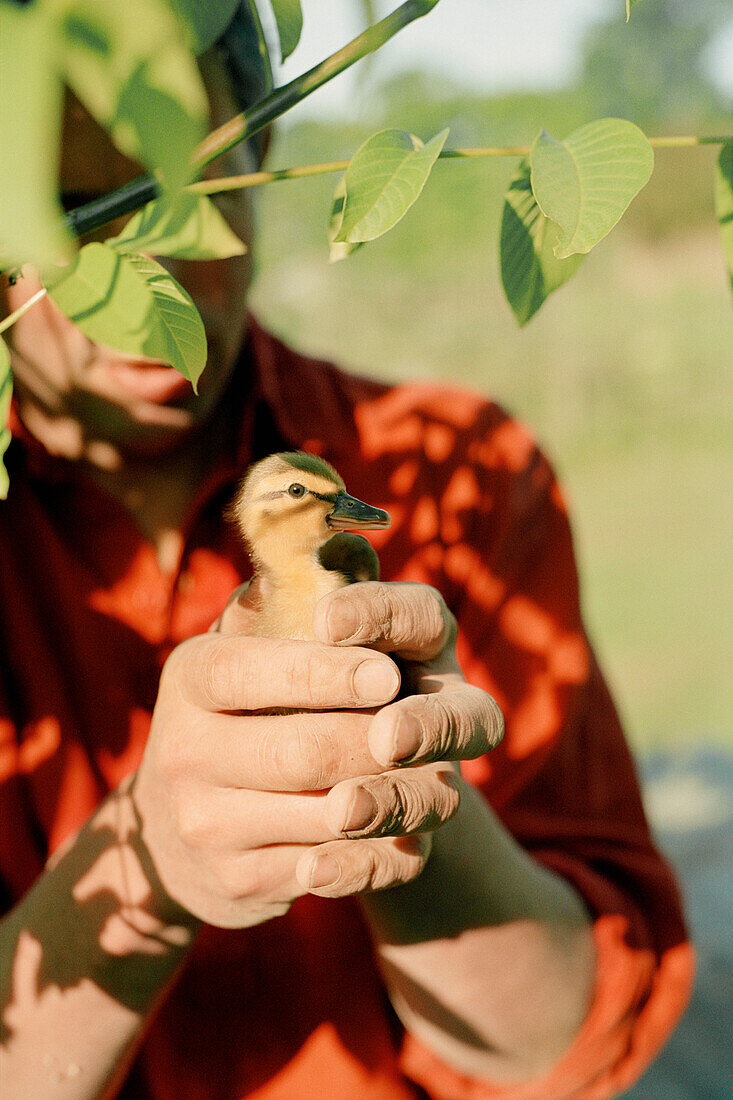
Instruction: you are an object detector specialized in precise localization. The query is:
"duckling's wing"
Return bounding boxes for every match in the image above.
[318,532,380,583]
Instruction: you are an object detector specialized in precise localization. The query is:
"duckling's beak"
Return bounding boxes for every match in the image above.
[326,491,391,531]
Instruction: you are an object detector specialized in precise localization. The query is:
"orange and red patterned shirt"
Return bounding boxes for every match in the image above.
[0,321,693,1098]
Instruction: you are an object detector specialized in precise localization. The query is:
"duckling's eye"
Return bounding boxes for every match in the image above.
[288,483,306,498]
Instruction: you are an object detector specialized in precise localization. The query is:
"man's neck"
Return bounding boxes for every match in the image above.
[86,433,213,573]
[13,332,255,571]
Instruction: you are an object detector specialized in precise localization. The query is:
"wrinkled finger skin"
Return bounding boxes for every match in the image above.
[288,581,505,900]
[132,594,467,928]
[314,582,505,769]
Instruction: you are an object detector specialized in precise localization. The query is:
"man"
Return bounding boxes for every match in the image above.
[0,7,692,1098]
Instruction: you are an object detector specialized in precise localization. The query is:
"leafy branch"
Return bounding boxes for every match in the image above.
[1,0,732,500]
[65,0,442,239]
[190,133,732,194]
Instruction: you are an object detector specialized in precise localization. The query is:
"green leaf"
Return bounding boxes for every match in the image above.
[243,1,274,96]
[715,141,733,294]
[500,161,584,326]
[170,0,240,52]
[530,119,653,259]
[108,192,246,260]
[269,0,303,62]
[336,128,449,245]
[328,177,363,263]
[625,0,645,20]
[45,243,207,390]
[0,341,12,500]
[0,4,73,268]
[58,0,207,190]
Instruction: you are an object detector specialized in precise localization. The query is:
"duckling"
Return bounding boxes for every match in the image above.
[228,451,390,640]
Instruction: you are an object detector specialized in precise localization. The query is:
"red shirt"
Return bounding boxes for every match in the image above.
[0,322,693,1098]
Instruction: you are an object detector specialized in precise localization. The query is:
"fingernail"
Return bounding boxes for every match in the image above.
[344,787,378,832]
[326,599,361,642]
[353,659,400,703]
[390,712,423,763]
[308,855,341,889]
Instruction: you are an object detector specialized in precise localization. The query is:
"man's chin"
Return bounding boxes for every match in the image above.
[74,338,239,458]
[71,388,199,459]
[103,359,195,406]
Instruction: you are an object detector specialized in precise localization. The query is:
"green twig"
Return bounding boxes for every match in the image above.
[194,0,440,170]
[189,134,733,196]
[0,287,47,336]
[188,162,351,192]
[649,134,732,148]
[65,0,441,239]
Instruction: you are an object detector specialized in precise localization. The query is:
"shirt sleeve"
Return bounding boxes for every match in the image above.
[399,412,694,1099]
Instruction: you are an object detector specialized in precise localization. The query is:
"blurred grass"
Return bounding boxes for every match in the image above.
[248,106,733,755]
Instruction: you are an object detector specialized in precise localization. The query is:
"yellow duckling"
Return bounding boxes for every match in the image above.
[228,451,390,640]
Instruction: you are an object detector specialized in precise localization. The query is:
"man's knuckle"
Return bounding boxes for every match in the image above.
[264,719,337,790]
[423,588,452,652]
[257,725,296,788]
[428,695,456,757]
[232,861,267,900]
[435,690,491,757]
[393,584,449,655]
[364,587,393,639]
[291,727,331,789]
[216,861,251,902]
[486,693,505,746]
[464,687,504,754]
[203,636,270,711]
[200,638,235,707]
[408,777,440,831]
[389,769,459,833]
[371,839,424,890]
[384,774,433,833]
[216,852,281,903]
[296,645,336,703]
[155,733,192,785]
[387,776,415,831]
[275,639,301,682]
[355,846,380,893]
[177,800,216,851]
[168,783,196,833]
[437,769,462,821]
[424,585,447,626]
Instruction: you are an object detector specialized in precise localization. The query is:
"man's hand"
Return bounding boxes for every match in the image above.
[301,581,505,896]
[314,580,503,771]
[133,579,502,928]
[311,583,596,1084]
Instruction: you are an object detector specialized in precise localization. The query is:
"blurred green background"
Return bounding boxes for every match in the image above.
[248,0,733,756]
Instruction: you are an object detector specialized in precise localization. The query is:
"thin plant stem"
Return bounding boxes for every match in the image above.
[188,162,351,192]
[0,287,47,336]
[194,0,440,171]
[189,134,733,196]
[649,134,731,147]
[65,0,440,239]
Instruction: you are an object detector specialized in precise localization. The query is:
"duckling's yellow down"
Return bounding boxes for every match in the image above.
[228,452,390,640]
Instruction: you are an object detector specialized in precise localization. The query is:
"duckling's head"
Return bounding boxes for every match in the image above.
[229,451,390,573]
